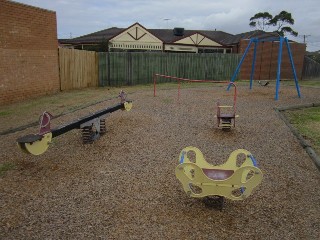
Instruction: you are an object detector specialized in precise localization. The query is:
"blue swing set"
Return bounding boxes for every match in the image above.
[227,36,302,100]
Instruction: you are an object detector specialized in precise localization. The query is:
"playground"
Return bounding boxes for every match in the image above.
[0,81,320,239]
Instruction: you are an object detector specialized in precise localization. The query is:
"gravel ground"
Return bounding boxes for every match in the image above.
[0,83,319,239]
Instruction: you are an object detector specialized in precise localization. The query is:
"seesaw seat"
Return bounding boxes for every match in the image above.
[175,147,263,200]
[17,133,52,155]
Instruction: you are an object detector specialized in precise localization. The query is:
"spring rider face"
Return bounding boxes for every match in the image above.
[175,146,263,209]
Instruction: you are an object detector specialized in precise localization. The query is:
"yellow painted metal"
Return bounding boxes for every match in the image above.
[123,101,133,111]
[18,133,52,155]
[175,146,263,200]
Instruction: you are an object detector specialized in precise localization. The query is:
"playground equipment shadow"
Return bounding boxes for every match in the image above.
[0,83,320,239]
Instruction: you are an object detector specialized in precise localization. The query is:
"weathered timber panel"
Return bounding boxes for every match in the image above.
[59,48,98,90]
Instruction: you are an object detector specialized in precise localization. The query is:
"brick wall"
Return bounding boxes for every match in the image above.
[239,39,306,80]
[0,0,60,105]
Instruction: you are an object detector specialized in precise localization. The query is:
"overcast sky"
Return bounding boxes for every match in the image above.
[15,0,320,51]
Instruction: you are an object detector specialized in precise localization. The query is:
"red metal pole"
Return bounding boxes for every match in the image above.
[153,74,157,97]
[152,73,234,100]
[178,80,181,102]
[227,82,237,113]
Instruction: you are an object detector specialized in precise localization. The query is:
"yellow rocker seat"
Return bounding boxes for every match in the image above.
[175,147,263,201]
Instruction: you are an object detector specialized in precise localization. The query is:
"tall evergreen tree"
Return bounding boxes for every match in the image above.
[249,10,298,37]
[249,12,273,31]
[268,11,298,36]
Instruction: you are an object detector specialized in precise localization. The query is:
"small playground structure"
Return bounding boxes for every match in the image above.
[215,82,238,130]
[153,74,239,130]
[227,36,301,100]
[17,91,133,155]
[175,146,263,209]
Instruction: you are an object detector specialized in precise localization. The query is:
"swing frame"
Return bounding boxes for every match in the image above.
[227,37,301,100]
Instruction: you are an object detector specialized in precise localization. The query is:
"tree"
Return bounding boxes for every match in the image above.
[249,10,298,37]
[268,11,298,37]
[249,12,273,31]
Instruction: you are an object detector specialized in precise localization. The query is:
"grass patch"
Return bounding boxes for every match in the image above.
[282,80,320,87]
[0,87,120,117]
[285,106,320,154]
[0,162,15,176]
[0,111,11,116]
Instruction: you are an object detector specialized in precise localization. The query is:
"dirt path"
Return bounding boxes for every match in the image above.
[1,84,319,239]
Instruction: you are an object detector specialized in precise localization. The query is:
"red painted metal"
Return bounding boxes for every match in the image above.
[153,74,238,129]
[39,112,53,135]
[153,74,236,104]
[178,80,181,101]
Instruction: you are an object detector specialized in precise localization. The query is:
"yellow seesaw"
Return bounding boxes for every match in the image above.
[175,147,263,202]
[17,91,132,155]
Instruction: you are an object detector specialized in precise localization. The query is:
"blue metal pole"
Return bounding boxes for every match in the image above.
[285,37,301,98]
[275,37,283,100]
[227,39,253,91]
[250,40,258,90]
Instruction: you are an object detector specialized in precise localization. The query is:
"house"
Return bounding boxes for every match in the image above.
[58,22,279,54]
[59,22,306,80]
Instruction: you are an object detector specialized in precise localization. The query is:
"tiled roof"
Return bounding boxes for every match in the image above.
[221,30,280,45]
[61,27,124,44]
[147,29,233,44]
[59,25,283,46]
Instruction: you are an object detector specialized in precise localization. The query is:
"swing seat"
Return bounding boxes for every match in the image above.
[175,147,263,200]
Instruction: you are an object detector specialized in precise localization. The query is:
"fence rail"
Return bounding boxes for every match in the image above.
[59,48,98,90]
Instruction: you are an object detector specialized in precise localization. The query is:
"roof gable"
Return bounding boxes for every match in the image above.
[174,33,222,46]
[110,23,162,44]
[221,30,280,45]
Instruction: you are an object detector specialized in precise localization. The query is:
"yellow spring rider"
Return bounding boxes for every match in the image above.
[175,147,263,206]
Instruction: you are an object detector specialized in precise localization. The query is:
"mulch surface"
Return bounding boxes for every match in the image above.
[1,84,319,239]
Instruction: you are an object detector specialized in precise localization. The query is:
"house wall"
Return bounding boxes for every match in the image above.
[174,33,222,46]
[109,23,163,51]
[239,39,306,80]
[0,0,60,105]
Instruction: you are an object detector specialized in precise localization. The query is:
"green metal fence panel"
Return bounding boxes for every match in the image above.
[98,52,241,87]
[302,56,320,80]
[98,52,107,86]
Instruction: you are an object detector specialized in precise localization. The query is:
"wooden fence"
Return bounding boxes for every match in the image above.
[302,56,320,80]
[58,49,320,90]
[98,52,241,87]
[59,48,98,90]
